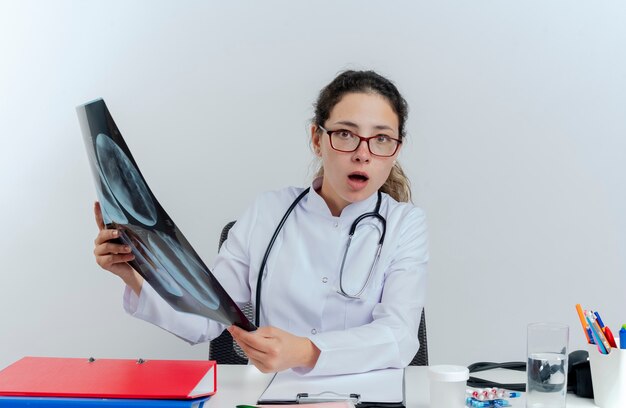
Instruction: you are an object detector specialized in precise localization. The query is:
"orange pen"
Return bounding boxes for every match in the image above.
[575,304,592,343]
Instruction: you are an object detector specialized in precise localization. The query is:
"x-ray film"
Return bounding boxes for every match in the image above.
[77,99,255,331]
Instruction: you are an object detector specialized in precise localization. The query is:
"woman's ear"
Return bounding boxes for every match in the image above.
[311,125,322,156]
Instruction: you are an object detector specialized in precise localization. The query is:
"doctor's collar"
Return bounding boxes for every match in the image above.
[308,177,381,220]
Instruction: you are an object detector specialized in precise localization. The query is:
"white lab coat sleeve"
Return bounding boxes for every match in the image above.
[122,283,225,344]
[294,207,428,376]
[120,195,262,344]
[210,205,258,307]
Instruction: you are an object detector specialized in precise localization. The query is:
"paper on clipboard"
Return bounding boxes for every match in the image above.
[257,368,405,407]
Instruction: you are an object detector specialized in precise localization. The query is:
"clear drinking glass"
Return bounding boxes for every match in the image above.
[526,322,569,408]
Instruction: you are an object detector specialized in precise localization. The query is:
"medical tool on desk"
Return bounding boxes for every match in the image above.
[466,397,511,407]
[254,188,386,325]
[467,388,521,401]
[465,387,520,408]
[466,361,526,392]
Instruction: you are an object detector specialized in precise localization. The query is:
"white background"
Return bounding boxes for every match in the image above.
[1,0,625,371]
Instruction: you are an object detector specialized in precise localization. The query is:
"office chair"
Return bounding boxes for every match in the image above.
[209,221,429,366]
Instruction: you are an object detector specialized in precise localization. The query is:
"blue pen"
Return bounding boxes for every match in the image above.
[588,327,596,344]
[620,325,626,350]
[594,311,618,347]
[594,311,605,328]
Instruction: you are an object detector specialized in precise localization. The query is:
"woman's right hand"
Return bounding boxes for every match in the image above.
[93,202,143,294]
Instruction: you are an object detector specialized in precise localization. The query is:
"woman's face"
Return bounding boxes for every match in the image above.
[312,92,401,216]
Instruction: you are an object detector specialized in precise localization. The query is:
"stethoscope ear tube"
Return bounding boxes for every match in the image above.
[254,187,310,326]
[466,361,527,392]
[348,211,386,245]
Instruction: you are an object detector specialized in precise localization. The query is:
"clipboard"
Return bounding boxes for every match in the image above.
[257,368,405,407]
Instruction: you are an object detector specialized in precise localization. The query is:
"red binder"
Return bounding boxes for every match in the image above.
[0,357,216,399]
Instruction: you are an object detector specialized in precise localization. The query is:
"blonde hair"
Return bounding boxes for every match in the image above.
[313,162,412,203]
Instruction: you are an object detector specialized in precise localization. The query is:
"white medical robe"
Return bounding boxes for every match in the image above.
[123,178,428,376]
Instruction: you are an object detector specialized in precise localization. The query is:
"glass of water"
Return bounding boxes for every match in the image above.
[526,322,569,408]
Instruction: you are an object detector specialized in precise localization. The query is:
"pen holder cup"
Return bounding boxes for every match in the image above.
[587,345,626,408]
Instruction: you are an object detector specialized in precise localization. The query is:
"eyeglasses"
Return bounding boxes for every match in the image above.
[318,125,402,157]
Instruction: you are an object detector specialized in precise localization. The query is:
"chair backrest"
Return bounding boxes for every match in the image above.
[209,221,251,364]
[412,309,429,366]
[209,221,429,366]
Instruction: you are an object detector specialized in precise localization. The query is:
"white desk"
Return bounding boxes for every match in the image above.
[209,365,599,407]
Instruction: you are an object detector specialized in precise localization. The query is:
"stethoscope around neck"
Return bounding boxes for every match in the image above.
[254,187,386,326]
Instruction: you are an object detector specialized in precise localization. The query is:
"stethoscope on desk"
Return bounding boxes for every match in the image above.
[253,187,386,326]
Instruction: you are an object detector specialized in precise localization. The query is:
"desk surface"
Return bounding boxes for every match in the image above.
[210,365,598,407]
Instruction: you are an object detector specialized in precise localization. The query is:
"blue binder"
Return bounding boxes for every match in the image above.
[0,396,210,407]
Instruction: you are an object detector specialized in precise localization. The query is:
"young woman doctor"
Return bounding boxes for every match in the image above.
[92,70,428,376]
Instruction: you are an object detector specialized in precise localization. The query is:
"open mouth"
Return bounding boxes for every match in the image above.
[348,172,369,182]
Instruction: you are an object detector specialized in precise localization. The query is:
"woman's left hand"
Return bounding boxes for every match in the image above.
[227,325,320,373]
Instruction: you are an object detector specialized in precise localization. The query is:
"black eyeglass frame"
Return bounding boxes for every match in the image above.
[318,125,402,157]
